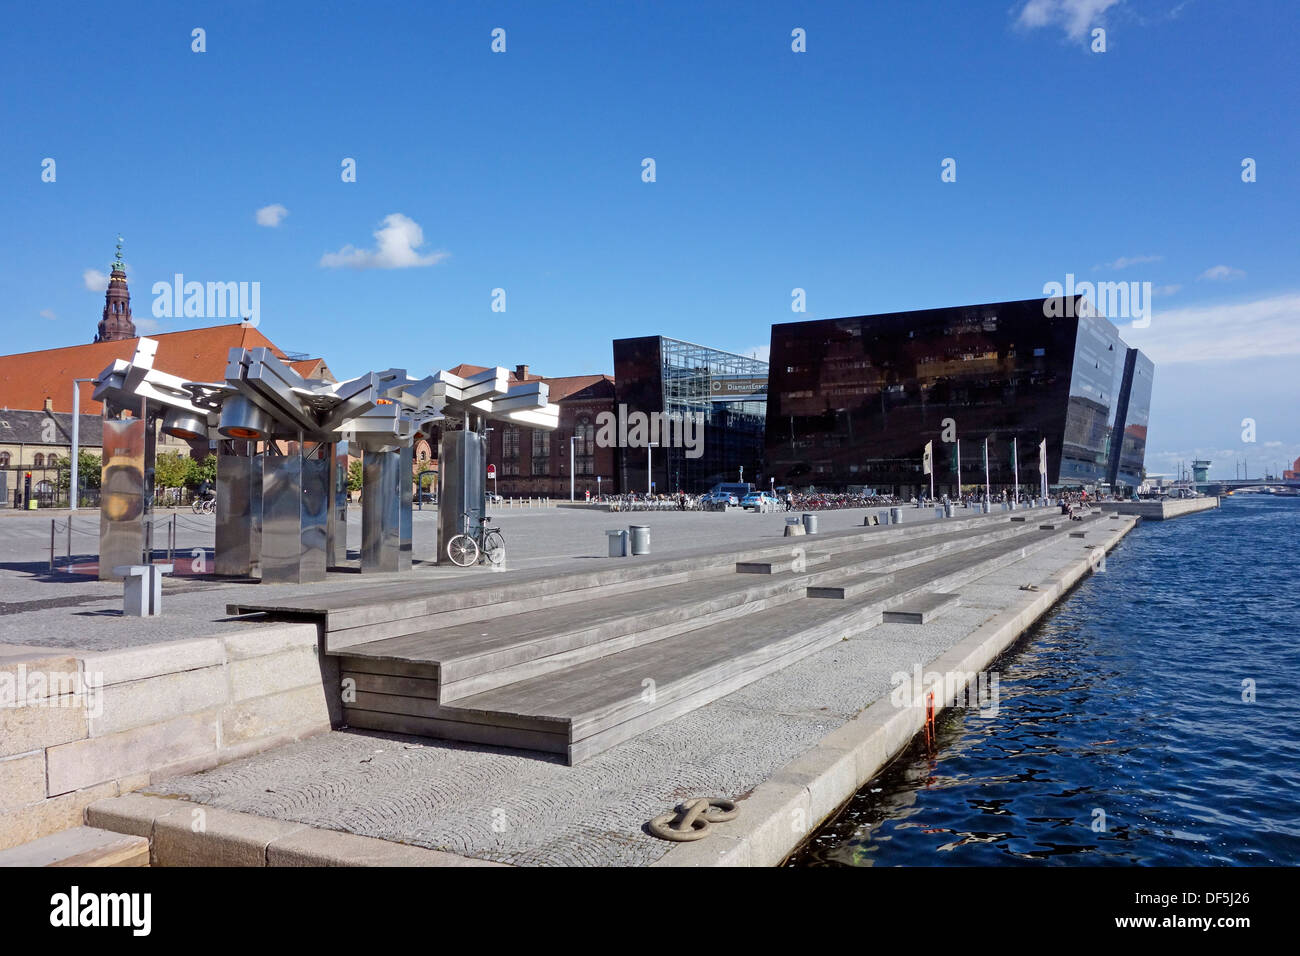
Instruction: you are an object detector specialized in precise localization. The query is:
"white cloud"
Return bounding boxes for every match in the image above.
[256,203,289,227]
[40,309,56,321]
[745,345,771,363]
[1153,284,1181,296]
[83,268,108,291]
[1096,254,1162,270]
[1015,0,1122,41]
[1199,264,1245,281]
[1121,292,1300,364]
[320,214,449,270]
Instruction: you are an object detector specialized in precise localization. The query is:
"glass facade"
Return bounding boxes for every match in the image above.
[612,336,768,493]
[765,297,1153,495]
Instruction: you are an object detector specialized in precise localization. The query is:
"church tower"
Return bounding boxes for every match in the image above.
[94,236,136,343]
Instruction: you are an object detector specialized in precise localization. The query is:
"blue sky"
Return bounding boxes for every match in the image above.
[3,0,1297,479]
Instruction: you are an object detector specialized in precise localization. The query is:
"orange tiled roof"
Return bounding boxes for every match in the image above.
[0,323,292,415]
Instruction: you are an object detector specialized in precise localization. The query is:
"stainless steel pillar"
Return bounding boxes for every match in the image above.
[437,430,486,563]
[361,447,411,573]
[99,418,146,579]
[215,444,262,577]
[261,446,329,584]
[327,441,349,568]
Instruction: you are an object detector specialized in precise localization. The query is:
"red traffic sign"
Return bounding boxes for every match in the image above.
[487,464,497,479]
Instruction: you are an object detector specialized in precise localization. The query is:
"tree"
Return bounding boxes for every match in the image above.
[347,459,363,492]
[154,451,196,491]
[193,454,217,488]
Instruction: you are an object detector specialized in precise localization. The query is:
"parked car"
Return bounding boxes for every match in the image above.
[741,491,779,512]
[486,492,502,503]
[701,491,739,507]
[417,492,437,504]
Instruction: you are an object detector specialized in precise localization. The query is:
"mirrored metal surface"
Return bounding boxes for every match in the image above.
[327,441,349,568]
[438,430,485,562]
[215,448,261,577]
[260,452,328,584]
[99,418,146,579]
[361,448,410,573]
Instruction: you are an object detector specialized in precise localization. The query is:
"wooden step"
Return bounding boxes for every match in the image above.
[337,518,1046,702]
[807,571,895,599]
[342,518,1095,763]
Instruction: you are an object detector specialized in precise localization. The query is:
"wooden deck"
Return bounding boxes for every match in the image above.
[227,507,1093,763]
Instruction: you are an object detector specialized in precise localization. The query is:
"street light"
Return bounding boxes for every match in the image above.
[647,442,658,496]
[70,377,96,511]
[569,435,576,502]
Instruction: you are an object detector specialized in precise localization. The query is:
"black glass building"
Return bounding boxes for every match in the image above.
[612,336,767,493]
[764,297,1153,496]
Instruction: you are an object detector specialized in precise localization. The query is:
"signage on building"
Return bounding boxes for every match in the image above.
[708,375,768,401]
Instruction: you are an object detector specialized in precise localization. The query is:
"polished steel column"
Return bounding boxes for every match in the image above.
[260,446,329,584]
[215,444,262,577]
[437,430,486,562]
[327,441,349,568]
[361,447,411,573]
[99,418,146,579]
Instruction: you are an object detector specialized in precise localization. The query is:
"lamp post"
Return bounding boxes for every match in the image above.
[647,442,658,495]
[569,435,576,501]
[70,378,95,511]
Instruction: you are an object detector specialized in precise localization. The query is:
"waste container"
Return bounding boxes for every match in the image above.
[606,529,628,557]
[935,506,944,519]
[629,525,650,555]
[943,502,954,518]
[801,513,818,534]
[890,507,903,524]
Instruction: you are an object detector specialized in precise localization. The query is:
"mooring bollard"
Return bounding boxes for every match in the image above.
[629,525,650,555]
[606,529,628,557]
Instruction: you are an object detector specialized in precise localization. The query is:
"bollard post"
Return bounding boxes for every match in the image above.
[49,519,55,573]
[66,516,72,568]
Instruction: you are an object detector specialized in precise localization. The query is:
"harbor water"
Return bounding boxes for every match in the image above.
[790,496,1300,866]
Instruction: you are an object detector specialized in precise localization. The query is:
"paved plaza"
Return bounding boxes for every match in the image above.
[0,504,939,651]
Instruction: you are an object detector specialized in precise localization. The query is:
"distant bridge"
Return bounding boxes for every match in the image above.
[1199,478,1300,494]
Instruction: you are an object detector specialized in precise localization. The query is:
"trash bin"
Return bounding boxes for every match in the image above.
[629,525,650,555]
[943,502,954,518]
[890,507,903,524]
[801,513,818,534]
[606,529,628,557]
[935,506,944,519]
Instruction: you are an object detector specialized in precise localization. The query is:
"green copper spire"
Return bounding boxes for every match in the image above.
[113,235,124,272]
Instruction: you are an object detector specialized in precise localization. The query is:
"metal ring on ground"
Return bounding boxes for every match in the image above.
[646,797,739,842]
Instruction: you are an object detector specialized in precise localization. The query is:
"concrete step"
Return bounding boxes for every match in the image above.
[882,592,962,624]
[0,826,149,867]
[807,571,895,599]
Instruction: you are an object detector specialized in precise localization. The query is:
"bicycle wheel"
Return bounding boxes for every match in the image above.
[446,534,480,567]
[483,530,506,566]
[192,499,203,514]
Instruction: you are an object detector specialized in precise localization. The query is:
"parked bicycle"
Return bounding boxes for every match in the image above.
[191,496,216,515]
[446,511,505,567]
